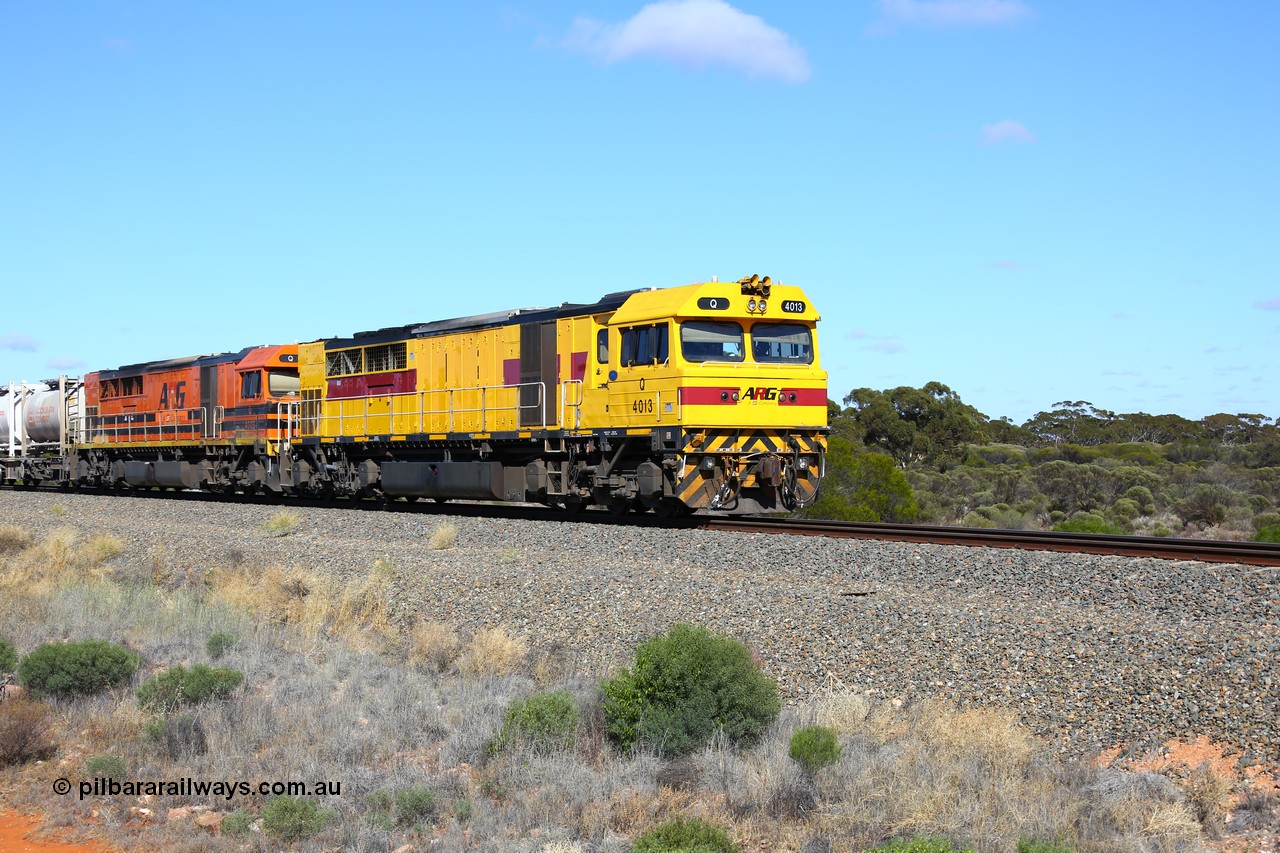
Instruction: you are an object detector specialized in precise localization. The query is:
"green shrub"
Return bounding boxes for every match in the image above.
[1052,517,1125,535]
[0,637,17,673]
[221,810,254,836]
[205,632,237,660]
[262,795,332,842]
[1251,525,1280,543]
[1123,485,1156,515]
[870,838,976,853]
[489,689,578,755]
[1017,839,1076,853]
[393,785,437,827]
[601,623,781,757]
[85,754,127,778]
[136,664,243,711]
[1108,498,1140,522]
[18,639,139,697]
[788,725,842,775]
[631,815,739,852]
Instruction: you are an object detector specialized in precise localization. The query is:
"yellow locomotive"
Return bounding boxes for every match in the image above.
[289,275,826,513]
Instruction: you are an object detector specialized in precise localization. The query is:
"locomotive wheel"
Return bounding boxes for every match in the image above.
[606,497,630,516]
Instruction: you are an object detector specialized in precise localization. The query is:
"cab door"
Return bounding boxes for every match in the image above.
[607,322,671,427]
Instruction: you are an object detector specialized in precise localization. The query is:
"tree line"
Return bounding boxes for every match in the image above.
[809,382,1280,541]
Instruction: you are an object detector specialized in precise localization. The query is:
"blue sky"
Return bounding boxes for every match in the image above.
[2,1,1276,424]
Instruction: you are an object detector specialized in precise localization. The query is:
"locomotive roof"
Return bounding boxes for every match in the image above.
[100,346,261,378]
[322,288,656,349]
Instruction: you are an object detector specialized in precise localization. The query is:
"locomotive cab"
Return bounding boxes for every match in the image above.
[586,275,827,513]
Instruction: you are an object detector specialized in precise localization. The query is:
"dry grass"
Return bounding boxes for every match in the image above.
[0,523,32,555]
[0,528,125,597]
[458,627,527,677]
[429,521,458,550]
[0,697,57,767]
[408,620,462,673]
[260,509,301,537]
[208,559,397,651]
[0,500,1233,853]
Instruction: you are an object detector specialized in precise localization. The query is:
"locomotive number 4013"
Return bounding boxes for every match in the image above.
[632,398,654,414]
[780,300,806,313]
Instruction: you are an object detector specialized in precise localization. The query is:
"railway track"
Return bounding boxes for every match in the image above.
[6,482,1279,566]
[695,516,1280,566]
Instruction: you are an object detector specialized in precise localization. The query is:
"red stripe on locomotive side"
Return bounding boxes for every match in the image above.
[327,369,417,399]
[680,386,738,405]
[680,386,827,406]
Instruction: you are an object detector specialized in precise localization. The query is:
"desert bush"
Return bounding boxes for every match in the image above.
[85,754,127,778]
[408,620,462,672]
[601,623,781,757]
[136,664,243,711]
[430,522,459,550]
[1252,525,1280,543]
[261,510,301,537]
[158,713,209,759]
[1175,484,1239,526]
[222,810,254,836]
[0,697,56,766]
[1108,498,1140,522]
[0,524,32,554]
[1052,516,1125,535]
[393,785,438,828]
[1123,485,1156,514]
[205,631,237,660]
[0,637,17,672]
[262,795,332,842]
[489,689,578,755]
[631,815,739,852]
[18,639,139,697]
[789,725,843,775]
[1017,840,1075,853]
[458,627,527,677]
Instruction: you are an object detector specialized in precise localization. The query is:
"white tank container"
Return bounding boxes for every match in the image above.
[23,388,65,443]
[0,394,13,446]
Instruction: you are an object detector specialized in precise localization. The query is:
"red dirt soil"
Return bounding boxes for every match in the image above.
[0,812,117,853]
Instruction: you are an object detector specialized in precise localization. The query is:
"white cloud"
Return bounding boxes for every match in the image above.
[1253,296,1280,310]
[981,119,1036,145]
[875,0,1031,30]
[1,333,38,352]
[561,0,811,83]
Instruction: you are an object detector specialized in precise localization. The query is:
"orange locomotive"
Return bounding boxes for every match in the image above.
[76,345,300,491]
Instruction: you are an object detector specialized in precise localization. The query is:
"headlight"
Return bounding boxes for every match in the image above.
[758,299,767,312]
[797,457,810,471]
[747,298,757,312]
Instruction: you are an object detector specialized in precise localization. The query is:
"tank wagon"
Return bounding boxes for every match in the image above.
[2,275,827,514]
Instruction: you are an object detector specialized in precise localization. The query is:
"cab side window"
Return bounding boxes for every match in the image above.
[597,329,609,364]
[620,323,669,367]
[240,371,262,399]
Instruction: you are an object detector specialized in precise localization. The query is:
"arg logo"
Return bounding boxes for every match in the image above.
[740,387,779,401]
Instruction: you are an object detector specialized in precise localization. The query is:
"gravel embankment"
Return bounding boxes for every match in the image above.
[2,490,1276,765]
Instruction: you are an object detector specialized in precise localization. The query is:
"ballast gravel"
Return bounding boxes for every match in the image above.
[2,490,1276,765]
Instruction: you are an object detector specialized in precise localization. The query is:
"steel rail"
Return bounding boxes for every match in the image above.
[694,516,1280,566]
[4,482,1278,565]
